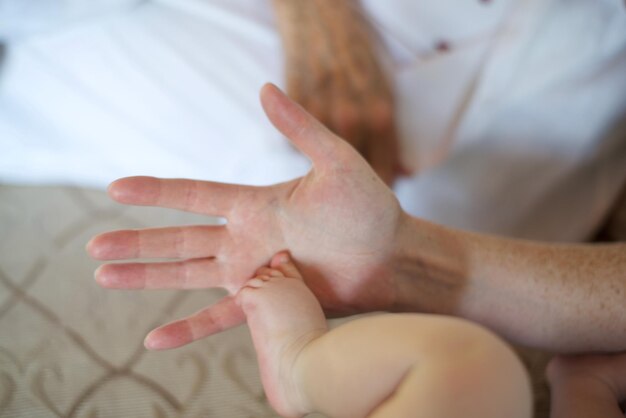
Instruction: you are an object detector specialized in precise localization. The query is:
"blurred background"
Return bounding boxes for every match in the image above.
[1,1,625,417]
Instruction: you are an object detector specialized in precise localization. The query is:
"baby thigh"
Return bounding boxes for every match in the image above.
[294,314,532,418]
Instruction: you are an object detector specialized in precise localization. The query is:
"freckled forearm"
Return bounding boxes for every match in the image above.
[463,237,626,352]
[394,214,626,352]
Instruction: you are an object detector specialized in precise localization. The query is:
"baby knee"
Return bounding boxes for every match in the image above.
[439,318,525,373]
[432,319,532,417]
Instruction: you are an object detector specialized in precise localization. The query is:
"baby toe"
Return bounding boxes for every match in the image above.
[245,278,267,288]
[255,266,272,276]
[270,253,302,280]
[256,266,283,277]
[269,269,284,278]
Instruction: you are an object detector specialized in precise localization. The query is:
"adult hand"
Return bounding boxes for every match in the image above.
[272,0,403,185]
[547,353,626,418]
[88,84,406,350]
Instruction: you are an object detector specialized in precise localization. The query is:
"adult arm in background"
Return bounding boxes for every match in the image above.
[271,0,403,185]
[87,84,626,353]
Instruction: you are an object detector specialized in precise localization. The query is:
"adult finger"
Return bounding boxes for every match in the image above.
[260,83,343,169]
[367,136,396,186]
[144,296,246,350]
[95,258,232,290]
[366,99,400,186]
[286,77,327,123]
[331,97,363,153]
[87,225,231,260]
[302,94,330,130]
[366,121,397,186]
[288,93,332,154]
[107,176,259,216]
[326,70,362,150]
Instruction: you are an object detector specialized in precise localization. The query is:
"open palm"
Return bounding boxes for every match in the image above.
[88,84,404,349]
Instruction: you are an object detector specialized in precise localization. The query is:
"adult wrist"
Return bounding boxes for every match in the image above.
[391,213,469,315]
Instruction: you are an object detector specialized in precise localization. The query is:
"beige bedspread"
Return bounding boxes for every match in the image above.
[0,184,550,417]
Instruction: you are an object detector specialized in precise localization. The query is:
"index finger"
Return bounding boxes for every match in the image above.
[108,176,260,216]
[364,100,400,186]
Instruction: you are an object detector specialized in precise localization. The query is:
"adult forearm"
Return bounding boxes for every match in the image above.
[271,0,370,65]
[271,0,362,35]
[393,214,626,352]
[271,0,306,52]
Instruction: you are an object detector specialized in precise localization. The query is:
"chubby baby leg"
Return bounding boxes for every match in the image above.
[236,252,328,417]
[295,314,532,418]
[237,253,532,418]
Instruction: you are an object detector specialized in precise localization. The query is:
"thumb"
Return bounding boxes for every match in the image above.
[260,83,340,168]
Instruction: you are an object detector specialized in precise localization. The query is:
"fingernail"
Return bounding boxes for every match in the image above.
[94,265,105,284]
[85,238,93,254]
[144,334,157,350]
[144,331,162,350]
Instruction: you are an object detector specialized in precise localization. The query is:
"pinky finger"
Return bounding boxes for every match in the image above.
[144,296,245,350]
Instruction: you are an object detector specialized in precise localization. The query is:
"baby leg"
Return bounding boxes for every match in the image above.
[236,252,328,417]
[295,314,532,418]
[237,253,532,418]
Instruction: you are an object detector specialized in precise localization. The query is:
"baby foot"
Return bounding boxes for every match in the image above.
[236,252,327,418]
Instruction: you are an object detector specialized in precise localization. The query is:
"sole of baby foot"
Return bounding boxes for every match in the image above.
[237,256,327,418]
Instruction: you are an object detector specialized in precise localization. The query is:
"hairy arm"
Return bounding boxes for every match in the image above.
[271,0,402,184]
[393,216,626,352]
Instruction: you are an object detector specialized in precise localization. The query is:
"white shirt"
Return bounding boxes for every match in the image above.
[1,0,625,241]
